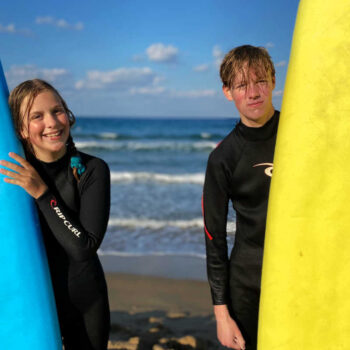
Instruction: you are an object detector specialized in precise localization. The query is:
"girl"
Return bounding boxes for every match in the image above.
[0,79,110,349]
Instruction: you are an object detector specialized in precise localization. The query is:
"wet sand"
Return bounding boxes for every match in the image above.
[101,254,221,349]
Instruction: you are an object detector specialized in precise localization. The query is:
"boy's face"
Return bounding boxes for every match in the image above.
[222,67,275,127]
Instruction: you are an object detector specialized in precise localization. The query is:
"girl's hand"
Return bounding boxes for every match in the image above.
[0,152,48,199]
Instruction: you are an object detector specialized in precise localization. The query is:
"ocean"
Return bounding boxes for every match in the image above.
[72,117,239,259]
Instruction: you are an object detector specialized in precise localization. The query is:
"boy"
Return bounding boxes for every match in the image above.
[203,45,278,350]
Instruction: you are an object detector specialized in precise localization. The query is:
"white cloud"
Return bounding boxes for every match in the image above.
[35,16,55,24]
[129,86,166,95]
[171,89,216,98]
[118,82,219,99]
[146,43,179,63]
[153,76,165,85]
[0,23,16,33]
[213,45,224,67]
[265,42,275,48]
[75,67,160,90]
[57,19,69,28]
[0,23,31,35]
[193,64,209,72]
[213,45,223,58]
[5,65,71,89]
[36,16,53,24]
[275,60,287,67]
[273,90,283,97]
[129,87,217,98]
[36,16,84,31]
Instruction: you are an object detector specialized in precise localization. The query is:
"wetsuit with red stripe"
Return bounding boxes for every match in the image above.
[32,150,110,350]
[203,111,279,350]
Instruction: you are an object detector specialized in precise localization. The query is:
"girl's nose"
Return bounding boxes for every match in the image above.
[45,113,60,128]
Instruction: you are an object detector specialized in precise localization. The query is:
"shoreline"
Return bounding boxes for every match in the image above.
[99,253,207,281]
[106,272,212,316]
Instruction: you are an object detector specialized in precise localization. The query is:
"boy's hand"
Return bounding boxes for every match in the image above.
[214,305,245,349]
[0,152,48,199]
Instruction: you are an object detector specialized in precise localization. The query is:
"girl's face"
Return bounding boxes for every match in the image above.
[20,90,70,162]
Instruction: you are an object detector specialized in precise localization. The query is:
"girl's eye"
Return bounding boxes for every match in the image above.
[54,108,65,115]
[30,114,41,120]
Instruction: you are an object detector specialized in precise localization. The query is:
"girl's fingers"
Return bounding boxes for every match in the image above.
[0,159,25,174]
[3,177,20,185]
[0,167,22,179]
[8,152,31,168]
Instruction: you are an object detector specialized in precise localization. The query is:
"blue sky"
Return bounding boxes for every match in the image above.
[0,0,300,118]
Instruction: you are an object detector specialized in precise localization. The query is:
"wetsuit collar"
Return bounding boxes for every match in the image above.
[236,110,280,142]
[30,151,70,177]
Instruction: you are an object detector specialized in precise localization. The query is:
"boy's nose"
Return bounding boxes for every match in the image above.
[247,83,260,98]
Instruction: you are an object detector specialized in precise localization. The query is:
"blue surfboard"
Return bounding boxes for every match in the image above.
[0,61,62,348]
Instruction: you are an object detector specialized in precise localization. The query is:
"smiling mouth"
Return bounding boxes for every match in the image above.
[43,130,63,138]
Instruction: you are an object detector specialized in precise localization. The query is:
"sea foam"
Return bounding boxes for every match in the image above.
[110,171,205,184]
[75,140,217,152]
[107,217,236,233]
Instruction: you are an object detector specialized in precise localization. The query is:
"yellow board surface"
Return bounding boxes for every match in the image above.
[258,1,350,349]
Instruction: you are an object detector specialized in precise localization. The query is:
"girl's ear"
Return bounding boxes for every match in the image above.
[20,127,29,139]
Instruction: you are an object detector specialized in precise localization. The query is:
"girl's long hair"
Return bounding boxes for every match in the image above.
[9,79,83,181]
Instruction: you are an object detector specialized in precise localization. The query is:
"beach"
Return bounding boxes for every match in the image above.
[101,254,221,350]
[70,118,236,349]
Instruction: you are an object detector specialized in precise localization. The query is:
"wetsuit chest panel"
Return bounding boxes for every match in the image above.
[228,140,276,291]
[53,167,80,214]
[231,139,275,207]
[230,122,278,248]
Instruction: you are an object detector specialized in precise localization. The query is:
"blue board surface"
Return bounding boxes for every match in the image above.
[0,61,62,349]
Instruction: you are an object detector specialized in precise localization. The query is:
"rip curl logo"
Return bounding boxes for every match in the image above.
[50,197,81,238]
[253,163,273,177]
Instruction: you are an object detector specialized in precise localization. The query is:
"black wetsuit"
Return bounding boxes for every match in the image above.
[32,151,110,350]
[203,111,279,350]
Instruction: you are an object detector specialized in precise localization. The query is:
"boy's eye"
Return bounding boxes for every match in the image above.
[235,83,247,89]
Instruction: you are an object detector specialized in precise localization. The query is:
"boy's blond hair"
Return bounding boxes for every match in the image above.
[220,45,275,88]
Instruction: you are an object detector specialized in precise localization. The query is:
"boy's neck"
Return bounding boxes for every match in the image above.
[240,107,275,128]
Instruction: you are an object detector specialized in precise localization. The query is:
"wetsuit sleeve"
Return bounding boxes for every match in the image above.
[203,152,230,305]
[36,160,110,262]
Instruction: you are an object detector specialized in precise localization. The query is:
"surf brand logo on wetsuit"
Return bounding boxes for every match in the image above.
[253,163,273,177]
[50,198,81,238]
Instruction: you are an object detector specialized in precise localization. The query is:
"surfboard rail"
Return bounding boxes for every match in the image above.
[258,1,350,349]
[0,61,62,349]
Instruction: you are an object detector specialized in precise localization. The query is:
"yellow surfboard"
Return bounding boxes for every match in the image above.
[258,1,350,349]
